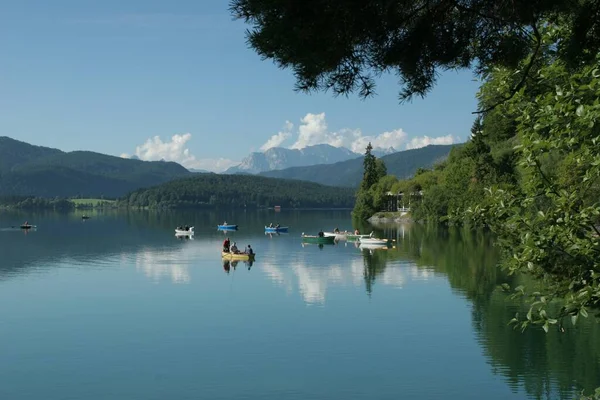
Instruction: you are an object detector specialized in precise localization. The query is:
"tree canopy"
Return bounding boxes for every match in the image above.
[231,0,600,103]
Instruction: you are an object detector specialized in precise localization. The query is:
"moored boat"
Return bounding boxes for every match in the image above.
[346,232,373,242]
[323,231,350,240]
[265,226,289,233]
[221,251,255,261]
[218,224,238,230]
[358,237,391,246]
[175,226,194,235]
[301,234,336,244]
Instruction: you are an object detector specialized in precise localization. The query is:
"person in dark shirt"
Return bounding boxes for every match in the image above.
[223,237,230,252]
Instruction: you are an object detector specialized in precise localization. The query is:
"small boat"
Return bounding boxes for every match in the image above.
[81,215,90,220]
[20,224,35,230]
[221,251,255,261]
[346,232,374,242]
[175,226,194,235]
[217,224,238,230]
[358,237,390,246]
[301,234,336,244]
[323,231,348,239]
[265,226,289,233]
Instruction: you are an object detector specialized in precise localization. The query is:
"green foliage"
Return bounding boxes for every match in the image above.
[361,143,378,191]
[120,174,355,209]
[0,196,74,210]
[231,0,600,102]
[353,143,392,219]
[468,57,600,328]
[261,145,453,187]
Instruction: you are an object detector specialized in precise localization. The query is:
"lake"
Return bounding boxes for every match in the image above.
[0,209,598,400]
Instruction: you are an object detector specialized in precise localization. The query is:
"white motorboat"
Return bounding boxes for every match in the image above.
[175,226,194,235]
[358,237,390,246]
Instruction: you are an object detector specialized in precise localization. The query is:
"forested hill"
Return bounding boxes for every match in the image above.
[120,174,356,209]
[259,145,455,187]
[0,137,191,198]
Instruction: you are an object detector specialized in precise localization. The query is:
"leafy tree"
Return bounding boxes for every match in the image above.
[468,55,600,331]
[231,0,600,103]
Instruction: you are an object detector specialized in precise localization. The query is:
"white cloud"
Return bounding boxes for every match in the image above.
[260,120,294,151]
[283,112,457,153]
[349,129,407,153]
[405,134,456,150]
[126,133,239,173]
[120,153,130,158]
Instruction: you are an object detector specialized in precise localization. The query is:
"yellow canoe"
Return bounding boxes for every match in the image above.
[221,251,256,260]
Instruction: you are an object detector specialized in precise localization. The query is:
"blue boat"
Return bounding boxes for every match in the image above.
[265,226,289,233]
[218,224,238,230]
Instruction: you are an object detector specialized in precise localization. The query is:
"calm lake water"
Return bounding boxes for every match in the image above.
[0,209,598,400]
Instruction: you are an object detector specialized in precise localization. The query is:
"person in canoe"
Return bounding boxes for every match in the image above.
[230,242,239,254]
[318,231,325,237]
[354,229,360,235]
[275,223,280,228]
[223,237,230,252]
[245,245,254,255]
[334,227,340,233]
[269,222,273,228]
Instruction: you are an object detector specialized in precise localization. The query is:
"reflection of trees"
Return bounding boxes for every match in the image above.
[389,223,600,399]
[361,250,388,295]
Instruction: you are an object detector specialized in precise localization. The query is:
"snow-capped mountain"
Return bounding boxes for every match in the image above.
[225,144,364,174]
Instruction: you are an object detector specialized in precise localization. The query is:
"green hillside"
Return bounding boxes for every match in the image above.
[259,145,455,187]
[121,174,356,209]
[0,137,191,198]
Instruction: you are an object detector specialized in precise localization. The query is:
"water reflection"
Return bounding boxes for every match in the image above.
[128,249,191,284]
[1,210,599,399]
[389,224,600,399]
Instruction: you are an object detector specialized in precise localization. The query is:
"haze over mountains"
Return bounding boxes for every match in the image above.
[225,144,396,174]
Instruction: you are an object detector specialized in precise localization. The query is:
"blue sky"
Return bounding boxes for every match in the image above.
[0,0,480,171]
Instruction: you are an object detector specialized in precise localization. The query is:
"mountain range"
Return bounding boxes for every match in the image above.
[0,136,455,198]
[260,144,454,187]
[0,137,190,198]
[225,144,396,174]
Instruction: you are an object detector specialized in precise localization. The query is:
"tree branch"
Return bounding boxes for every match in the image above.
[473,23,542,114]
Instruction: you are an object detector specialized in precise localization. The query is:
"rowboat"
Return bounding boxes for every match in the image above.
[81,215,90,220]
[265,226,289,233]
[346,232,374,242]
[301,234,335,244]
[218,224,238,230]
[20,224,36,230]
[358,237,390,246]
[175,227,194,235]
[221,251,255,261]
